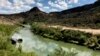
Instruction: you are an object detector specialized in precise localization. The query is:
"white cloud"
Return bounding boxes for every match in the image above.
[74,0,79,3]
[0,0,36,14]
[0,0,12,8]
[44,6,49,9]
[0,0,69,14]
[50,8,58,12]
[68,0,79,3]
[24,0,35,4]
[0,0,96,14]
[48,0,68,10]
[12,0,24,9]
[36,2,43,7]
[39,6,58,13]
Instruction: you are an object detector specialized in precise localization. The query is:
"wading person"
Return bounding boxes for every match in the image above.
[11,33,23,52]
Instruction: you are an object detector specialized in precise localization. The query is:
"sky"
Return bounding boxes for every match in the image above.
[0,0,96,14]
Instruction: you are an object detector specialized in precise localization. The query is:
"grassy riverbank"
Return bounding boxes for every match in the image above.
[0,24,35,56]
[31,22,100,50]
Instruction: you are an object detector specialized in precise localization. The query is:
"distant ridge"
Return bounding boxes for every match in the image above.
[50,0,100,14]
[0,0,100,28]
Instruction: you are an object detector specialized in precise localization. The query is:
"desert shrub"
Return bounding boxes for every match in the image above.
[61,30,91,44]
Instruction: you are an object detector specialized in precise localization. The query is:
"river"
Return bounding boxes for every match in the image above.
[12,25,100,56]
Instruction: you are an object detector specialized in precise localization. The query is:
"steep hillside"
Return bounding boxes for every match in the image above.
[0,0,100,28]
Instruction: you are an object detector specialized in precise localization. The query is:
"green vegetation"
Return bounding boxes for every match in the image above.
[48,48,77,56]
[0,24,35,56]
[31,23,100,50]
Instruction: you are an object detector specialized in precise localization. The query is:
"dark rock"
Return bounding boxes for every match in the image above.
[17,39,23,43]
[11,39,16,45]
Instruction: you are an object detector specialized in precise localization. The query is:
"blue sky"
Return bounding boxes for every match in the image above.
[0,0,96,14]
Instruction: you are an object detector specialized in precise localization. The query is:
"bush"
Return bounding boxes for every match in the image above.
[61,30,91,44]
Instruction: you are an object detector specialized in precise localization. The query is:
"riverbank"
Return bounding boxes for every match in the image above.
[31,22,100,50]
[0,22,100,56]
[12,24,100,56]
[0,24,35,56]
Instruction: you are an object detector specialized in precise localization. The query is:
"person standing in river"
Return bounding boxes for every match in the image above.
[18,39,23,53]
[11,33,23,52]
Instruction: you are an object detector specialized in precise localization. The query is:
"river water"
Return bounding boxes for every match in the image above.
[12,25,100,56]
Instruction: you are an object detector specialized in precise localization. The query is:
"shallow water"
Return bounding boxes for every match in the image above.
[12,25,100,56]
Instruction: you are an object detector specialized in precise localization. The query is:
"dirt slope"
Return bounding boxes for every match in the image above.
[48,25,100,35]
